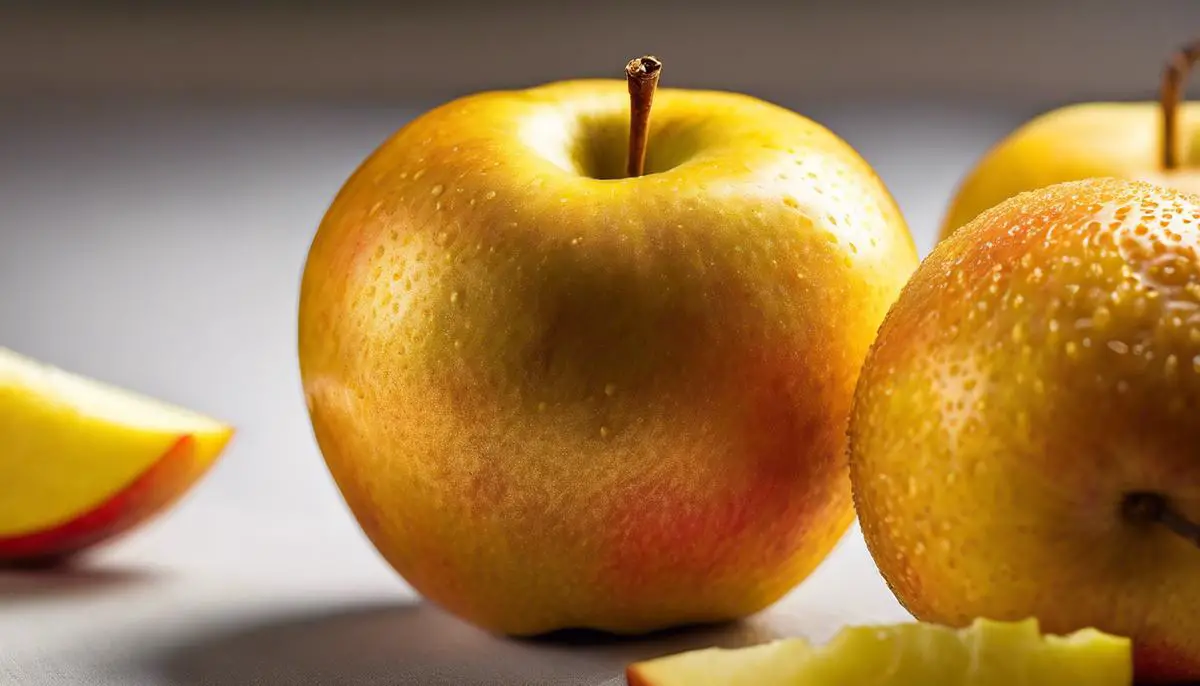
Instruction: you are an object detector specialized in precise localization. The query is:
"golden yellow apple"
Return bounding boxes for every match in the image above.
[626,618,1130,686]
[298,57,919,636]
[0,347,233,563]
[850,178,1200,682]
[939,40,1200,241]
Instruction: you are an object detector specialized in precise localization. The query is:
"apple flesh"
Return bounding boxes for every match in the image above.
[850,178,1200,682]
[299,74,919,635]
[939,101,1200,241]
[0,347,233,563]
[626,618,1131,686]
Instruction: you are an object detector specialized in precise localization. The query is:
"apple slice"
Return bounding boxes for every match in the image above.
[626,638,814,686]
[626,618,1132,686]
[0,347,233,563]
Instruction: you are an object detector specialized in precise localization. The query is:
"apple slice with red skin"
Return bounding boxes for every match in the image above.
[0,347,233,564]
[1,435,206,563]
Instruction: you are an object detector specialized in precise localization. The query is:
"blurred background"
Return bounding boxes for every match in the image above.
[3,2,1200,684]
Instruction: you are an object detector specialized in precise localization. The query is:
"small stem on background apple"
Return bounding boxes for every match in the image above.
[1122,492,1200,549]
[1160,39,1200,170]
[625,55,662,178]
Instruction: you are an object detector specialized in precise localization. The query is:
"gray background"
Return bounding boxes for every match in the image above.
[2,2,1198,684]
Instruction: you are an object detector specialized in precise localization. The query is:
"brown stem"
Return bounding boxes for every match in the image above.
[1122,492,1200,548]
[1161,40,1200,170]
[625,55,662,178]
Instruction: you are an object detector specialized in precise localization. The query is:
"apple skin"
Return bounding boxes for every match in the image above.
[850,178,1200,682]
[939,102,1200,242]
[0,435,210,564]
[299,78,919,635]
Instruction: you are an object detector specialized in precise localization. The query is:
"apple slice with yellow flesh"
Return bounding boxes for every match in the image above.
[0,347,233,563]
[626,618,1132,686]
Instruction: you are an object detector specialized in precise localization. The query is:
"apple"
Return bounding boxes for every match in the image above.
[298,56,919,636]
[625,618,1131,686]
[849,178,1200,682]
[939,40,1200,242]
[0,347,233,563]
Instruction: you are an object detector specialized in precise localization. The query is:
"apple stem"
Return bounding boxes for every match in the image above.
[1122,492,1200,549]
[1161,39,1200,170]
[625,55,662,178]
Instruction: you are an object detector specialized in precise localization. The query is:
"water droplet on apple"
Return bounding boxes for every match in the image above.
[1010,324,1026,344]
[599,426,610,438]
[450,291,460,304]
[604,383,616,397]
[485,190,497,200]
[431,184,444,196]
[413,170,426,181]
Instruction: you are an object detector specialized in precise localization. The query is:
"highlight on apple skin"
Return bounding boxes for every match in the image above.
[0,347,234,565]
[298,57,920,636]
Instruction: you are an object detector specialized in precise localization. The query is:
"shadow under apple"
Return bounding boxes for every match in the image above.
[0,558,166,605]
[140,599,787,686]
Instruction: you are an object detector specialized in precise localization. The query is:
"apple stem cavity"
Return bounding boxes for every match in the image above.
[1160,39,1200,170]
[625,55,662,178]
[1122,492,1200,549]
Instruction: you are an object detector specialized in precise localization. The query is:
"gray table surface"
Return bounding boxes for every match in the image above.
[0,95,1031,685]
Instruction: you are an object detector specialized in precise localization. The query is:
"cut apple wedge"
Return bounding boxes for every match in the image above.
[626,618,1132,686]
[0,347,233,563]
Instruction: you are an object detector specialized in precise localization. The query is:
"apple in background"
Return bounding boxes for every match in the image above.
[299,56,919,636]
[939,40,1200,242]
[0,347,233,564]
[850,178,1200,682]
